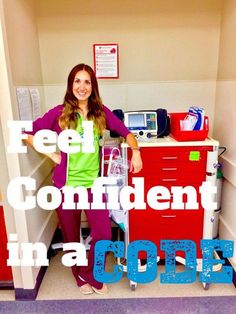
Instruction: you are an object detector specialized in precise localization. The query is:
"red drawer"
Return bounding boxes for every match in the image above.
[126,145,213,260]
[128,146,211,168]
[142,170,206,185]
[128,146,210,185]
[129,208,203,258]
[0,206,13,282]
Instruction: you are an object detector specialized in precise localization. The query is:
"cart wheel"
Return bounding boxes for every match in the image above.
[130,281,137,291]
[203,282,210,290]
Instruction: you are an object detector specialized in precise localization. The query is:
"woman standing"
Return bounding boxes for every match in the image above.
[24,63,142,294]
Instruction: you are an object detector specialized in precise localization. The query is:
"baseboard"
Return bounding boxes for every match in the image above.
[15,265,47,301]
[14,242,56,300]
[0,280,14,289]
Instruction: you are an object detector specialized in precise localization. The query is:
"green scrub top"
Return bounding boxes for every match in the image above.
[66,114,100,188]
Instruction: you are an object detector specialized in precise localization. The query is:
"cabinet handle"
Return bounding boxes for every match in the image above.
[162,168,177,171]
[161,215,177,218]
[162,156,178,160]
[162,178,177,182]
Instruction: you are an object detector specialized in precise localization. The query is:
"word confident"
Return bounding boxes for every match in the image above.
[7,120,217,211]
[7,176,217,211]
[7,235,233,284]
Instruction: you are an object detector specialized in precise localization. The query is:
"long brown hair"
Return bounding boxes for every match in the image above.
[59,63,106,134]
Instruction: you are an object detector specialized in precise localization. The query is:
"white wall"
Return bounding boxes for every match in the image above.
[1,0,57,290]
[36,0,222,134]
[3,0,42,86]
[43,81,216,136]
[214,0,236,269]
[36,0,222,83]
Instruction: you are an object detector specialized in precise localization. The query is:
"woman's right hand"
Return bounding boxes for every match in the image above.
[23,134,62,164]
[47,152,62,164]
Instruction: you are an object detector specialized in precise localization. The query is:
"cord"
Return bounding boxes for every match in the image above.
[218,146,227,157]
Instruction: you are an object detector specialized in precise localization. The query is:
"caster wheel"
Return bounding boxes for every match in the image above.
[203,283,210,290]
[130,282,137,291]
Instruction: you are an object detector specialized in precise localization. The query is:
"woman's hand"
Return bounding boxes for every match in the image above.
[47,152,62,164]
[125,133,143,173]
[23,134,62,164]
[130,150,143,173]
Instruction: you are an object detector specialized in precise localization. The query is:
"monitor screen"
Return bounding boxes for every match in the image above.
[146,113,157,130]
[124,111,157,135]
[128,114,145,128]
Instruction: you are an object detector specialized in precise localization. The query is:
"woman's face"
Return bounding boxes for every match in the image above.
[72,70,92,104]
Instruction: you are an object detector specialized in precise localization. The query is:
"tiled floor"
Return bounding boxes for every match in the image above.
[1,251,235,301]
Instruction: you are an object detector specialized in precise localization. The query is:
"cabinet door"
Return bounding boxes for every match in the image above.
[0,205,13,283]
[127,146,212,259]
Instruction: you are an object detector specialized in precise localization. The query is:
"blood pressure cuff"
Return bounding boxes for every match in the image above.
[156,108,170,137]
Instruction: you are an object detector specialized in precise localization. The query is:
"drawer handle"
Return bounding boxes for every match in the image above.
[161,215,177,218]
[162,168,177,171]
[162,156,178,160]
[162,178,177,182]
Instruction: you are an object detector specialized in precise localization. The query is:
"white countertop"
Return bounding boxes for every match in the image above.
[121,136,219,148]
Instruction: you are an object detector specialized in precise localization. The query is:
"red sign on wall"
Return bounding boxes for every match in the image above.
[93,44,119,79]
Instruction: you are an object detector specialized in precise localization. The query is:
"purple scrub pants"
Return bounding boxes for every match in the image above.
[56,189,111,289]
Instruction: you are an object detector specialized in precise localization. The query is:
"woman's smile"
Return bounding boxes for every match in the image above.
[73,70,92,103]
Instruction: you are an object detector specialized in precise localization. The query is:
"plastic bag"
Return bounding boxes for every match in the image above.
[103,146,130,231]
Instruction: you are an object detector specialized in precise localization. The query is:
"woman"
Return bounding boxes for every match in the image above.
[24,63,142,295]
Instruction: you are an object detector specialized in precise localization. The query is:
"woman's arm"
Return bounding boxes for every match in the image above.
[23,105,64,164]
[125,133,142,174]
[23,134,61,164]
[102,106,142,173]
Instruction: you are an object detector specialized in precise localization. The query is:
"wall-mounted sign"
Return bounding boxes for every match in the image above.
[93,44,119,79]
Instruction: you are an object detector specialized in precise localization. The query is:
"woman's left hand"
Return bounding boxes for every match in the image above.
[130,150,143,173]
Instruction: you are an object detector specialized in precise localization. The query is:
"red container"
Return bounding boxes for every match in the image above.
[169,112,209,141]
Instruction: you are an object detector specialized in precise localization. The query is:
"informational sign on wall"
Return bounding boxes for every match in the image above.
[16,87,32,120]
[93,43,119,79]
[16,87,41,120]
